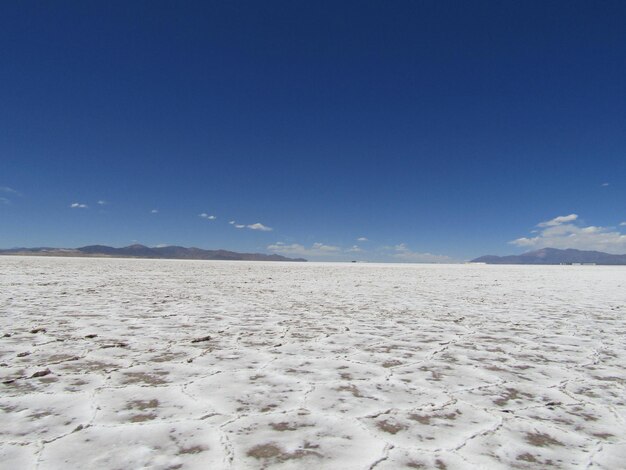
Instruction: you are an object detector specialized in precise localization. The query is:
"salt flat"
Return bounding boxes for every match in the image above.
[1,256,625,469]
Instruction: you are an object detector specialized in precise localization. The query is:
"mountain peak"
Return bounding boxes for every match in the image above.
[1,245,306,262]
[472,248,626,265]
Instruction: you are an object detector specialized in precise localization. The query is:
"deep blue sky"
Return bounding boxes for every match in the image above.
[1,1,625,261]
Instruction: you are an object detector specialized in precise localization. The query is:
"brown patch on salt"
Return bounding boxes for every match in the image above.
[29,410,54,419]
[418,366,443,381]
[376,419,407,434]
[260,403,279,412]
[246,443,322,461]
[129,413,157,422]
[409,410,460,425]
[178,445,207,454]
[406,462,426,469]
[62,360,117,372]
[516,452,538,462]
[435,459,447,470]
[493,387,529,406]
[409,413,431,425]
[247,444,282,459]
[336,384,363,397]
[122,371,168,385]
[285,368,313,374]
[525,432,563,447]
[592,432,614,439]
[382,360,402,368]
[592,375,623,383]
[48,354,79,362]
[269,421,312,432]
[127,399,159,411]
[2,380,36,393]
[567,405,599,422]
[151,353,185,363]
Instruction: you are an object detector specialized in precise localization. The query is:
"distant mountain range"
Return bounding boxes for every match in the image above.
[472,248,626,265]
[0,244,306,262]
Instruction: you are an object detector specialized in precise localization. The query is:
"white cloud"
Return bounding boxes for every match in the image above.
[0,187,22,205]
[271,241,449,262]
[537,214,578,227]
[199,213,216,220]
[229,220,273,231]
[601,182,610,187]
[70,203,88,209]
[97,200,107,205]
[357,237,368,241]
[151,209,159,214]
[267,242,341,257]
[0,186,20,195]
[391,243,452,263]
[619,222,626,227]
[154,244,170,248]
[312,242,340,252]
[511,215,626,253]
[247,222,272,231]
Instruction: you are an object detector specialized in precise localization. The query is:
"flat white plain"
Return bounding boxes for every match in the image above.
[0,256,625,469]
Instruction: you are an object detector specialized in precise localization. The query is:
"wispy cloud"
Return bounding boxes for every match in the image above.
[312,242,340,252]
[390,243,452,263]
[70,202,88,209]
[511,214,626,253]
[347,245,362,252]
[620,222,626,227]
[151,209,159,214]
[199,213,216,220]
[229,220,272,231]
[537,214,578,227]
[0,186,21,196]
[357,237,368,242]
[97,200,107,205]
[601,182,610,187]
[267,242,341,257]
[0,186,22,205]
[247,222,272,231]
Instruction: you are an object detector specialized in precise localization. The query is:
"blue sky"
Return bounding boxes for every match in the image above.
[1,1,625,261]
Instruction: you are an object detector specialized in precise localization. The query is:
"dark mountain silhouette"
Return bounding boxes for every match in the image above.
[0,244,306,262]
[472,248,626,265]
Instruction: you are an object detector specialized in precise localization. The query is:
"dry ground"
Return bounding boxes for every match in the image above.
[1,257,625,469]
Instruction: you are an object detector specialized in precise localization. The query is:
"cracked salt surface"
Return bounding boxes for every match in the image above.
[1,257,625,469]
